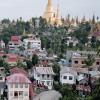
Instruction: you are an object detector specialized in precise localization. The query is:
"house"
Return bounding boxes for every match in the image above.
[71,52,100,68]
[73,67,89,81]
[0,67,5,95]
[5,54,18,66]
[10,67,28,77]
[33,67,55,89]
[76,71,100,97]
[23,37,41,50]
[65,37,78,47]
[8,36,22,50]
[58,59,69,67]
[6,73,31,100]
[60,67,77,85]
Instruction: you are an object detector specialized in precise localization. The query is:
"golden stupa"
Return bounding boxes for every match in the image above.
[43,0,62,25]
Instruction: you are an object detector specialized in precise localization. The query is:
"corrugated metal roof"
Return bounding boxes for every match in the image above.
[35,67,54,75]
[7,73,31,84]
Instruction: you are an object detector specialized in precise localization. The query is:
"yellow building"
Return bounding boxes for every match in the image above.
[43,0,62,26]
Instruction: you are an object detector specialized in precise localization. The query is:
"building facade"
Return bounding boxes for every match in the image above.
[6,73,31,100]
[33,67,54,89]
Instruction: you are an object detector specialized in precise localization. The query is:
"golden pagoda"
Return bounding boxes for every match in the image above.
[43,0,62,25]
[55,4,62,26]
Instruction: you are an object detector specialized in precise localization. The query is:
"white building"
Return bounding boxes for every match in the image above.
[60,67,77,85]
[8,36,22,50]
[23,37,41,50]
[33,67,55,89]
[6,73,31,100]
[66,37,78,47]
[8,41,22,50]
[0,40,5,48]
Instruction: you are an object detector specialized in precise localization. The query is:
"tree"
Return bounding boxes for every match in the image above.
[92,78,100,100]
[59,85,77,100]
[0,58,10,75]
[25,60,33,69]
[52,62,60,81]
[73,22,91,46]
[84,54,95,93]
[17,60,27,70]
[47,48,53,57]
[1,19,10,24]
[92,15,96,24]
[39,16,48,31]
[32,54,39,66]
[91,36,96,48]
[0,58,4,67]
[84,54,95,68]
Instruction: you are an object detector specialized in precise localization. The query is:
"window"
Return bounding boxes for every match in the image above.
[10,84,13,88]
[14,91,18,97]
[10,92,13,96]
[63,76,67,79]
[20,84,23,88]
[19,91,23,97]
[47,81,50,85]
[82,61,85,64]
[15,84,18,88]
[25,84,28,88]
[37,74,40,77]
[1,69,4,71]
[24,92,28,96]
[69,59,72,63]
[42,81,45,85]
[47,75,50,78]
[74,61,78,64]
[96,62,100,65]
[69,76,73,80]
[42,74,44,78]
[0,77,3,80]
[15,44,18,45]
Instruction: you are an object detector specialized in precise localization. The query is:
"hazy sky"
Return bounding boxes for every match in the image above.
[0,0,100,20]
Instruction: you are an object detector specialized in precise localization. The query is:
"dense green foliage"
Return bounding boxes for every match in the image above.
[32,54,39,66]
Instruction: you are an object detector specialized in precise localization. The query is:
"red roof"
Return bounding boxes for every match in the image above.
[10,67,28,76]
[7,73,31,84]
[11,36,20,42]
[7,54,18,58]
[7,58,17,62]
[0,52,5,57]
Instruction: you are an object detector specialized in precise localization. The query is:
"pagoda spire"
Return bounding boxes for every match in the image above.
[48,0,52,6]
[56,4,60,19]
[55,4,62,25]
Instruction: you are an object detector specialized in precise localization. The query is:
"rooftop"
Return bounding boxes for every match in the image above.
[35,67,55,75]
[7,73,31,84]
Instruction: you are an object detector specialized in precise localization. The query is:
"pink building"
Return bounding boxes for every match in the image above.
[6,73,31,100]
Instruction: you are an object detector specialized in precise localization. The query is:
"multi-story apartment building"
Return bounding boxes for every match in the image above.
[6,73,31,100]
[72,54,100,68]
[23,37,41,50]
[33,67,54,89]
[8,36,22,50]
